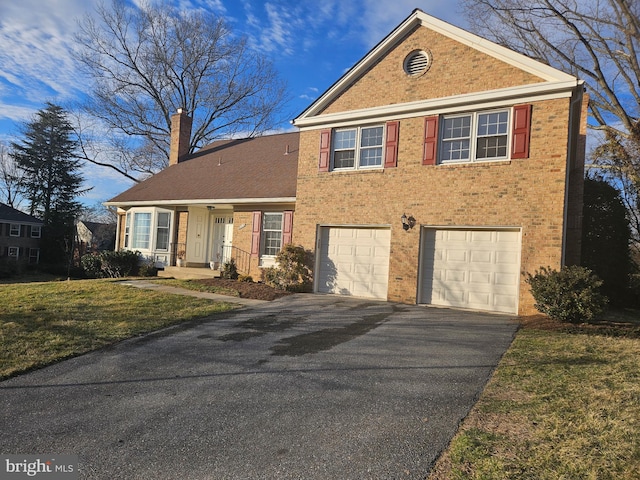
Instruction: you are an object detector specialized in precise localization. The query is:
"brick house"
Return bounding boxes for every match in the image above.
[0,203,43,264]
[106,129,298,275]
[107,9,586,315]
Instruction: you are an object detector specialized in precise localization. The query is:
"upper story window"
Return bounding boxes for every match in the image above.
[10,224,20,237]
[440,110,509,163]
[423,104,531,166]
[30,225,41,238]
[333,125,384,170]
[319,120,399,172]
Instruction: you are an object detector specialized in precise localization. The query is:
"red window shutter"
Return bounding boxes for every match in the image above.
[250,211,262,257]
[384,121,400,168]
[422,116,439,165]
[511,104,532,159]
[319,129,331,172]
[282,210,293,245]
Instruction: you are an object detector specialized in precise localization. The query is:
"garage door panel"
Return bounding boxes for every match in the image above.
[421,228,521,314]
[317,227,390,299]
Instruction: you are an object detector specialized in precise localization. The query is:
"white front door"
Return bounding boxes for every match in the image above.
[186,207,208,264]
[211,215,234,265]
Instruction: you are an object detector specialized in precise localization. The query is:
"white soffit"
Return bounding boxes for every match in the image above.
[294,9,579,125]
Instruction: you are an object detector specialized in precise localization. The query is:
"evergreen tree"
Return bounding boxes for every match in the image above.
[11,103,86,265]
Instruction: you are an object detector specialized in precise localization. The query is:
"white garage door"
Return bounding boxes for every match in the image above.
[420,229,521,314]
[316,227,391,299]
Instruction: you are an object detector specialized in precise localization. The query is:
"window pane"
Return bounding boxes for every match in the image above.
[132,213,151,249]
[360,126,383,148]
[360,147,383,166]
[478,111,508,136]
[156,212,170,251]
[477,136,508,159]
[263,231,282,256]
[334,130,356,149]
[441,139,470,161]
[263,213,283,230]
[442,116,471,140]
[334,150,355,169]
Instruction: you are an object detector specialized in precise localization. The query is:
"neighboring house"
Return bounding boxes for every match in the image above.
[76,221,116,256]
[0,203,43,264]
[107,9,586,316]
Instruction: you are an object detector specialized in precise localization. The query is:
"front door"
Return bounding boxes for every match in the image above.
[211,215,234,266]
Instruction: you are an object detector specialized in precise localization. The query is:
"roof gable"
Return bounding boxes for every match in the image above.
[294,9,580,127]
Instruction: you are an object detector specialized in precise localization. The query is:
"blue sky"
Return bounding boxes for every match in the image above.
[0,0,466,207]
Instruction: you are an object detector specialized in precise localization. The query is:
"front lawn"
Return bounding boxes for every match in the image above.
[0,278,237,379]
[429,310,640,479]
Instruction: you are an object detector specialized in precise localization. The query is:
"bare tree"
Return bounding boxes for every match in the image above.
[460,0,640,256]
[0,141,25,208]
[74,0,289,180]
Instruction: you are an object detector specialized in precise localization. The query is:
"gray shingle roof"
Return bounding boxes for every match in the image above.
[0,203,43,224]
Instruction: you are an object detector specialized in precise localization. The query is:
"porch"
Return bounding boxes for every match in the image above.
[158,266,221,280]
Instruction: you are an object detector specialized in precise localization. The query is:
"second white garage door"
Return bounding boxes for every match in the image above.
[420,228,521,314]
[316,227,391,299]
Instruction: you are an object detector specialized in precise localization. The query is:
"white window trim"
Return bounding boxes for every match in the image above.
[261,212,284,259]
[9,224,20,237]
[332,124,385,171]
[124,208,173,254]
[154,211,171,252]
[439,108,511,165]
[8,246,19,258]
[30,225,41,238]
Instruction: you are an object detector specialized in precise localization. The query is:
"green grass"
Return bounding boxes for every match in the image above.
[0,278,238,379]
[430,310,640,480]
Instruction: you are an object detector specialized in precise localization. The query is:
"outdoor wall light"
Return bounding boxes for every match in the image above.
[401,213,416,231]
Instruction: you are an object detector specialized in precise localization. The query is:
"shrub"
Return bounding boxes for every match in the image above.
[238,274,253,283]
[138,259,158,277]
[81,250,141,278]
[263,244,313,292]
[221,258,239,280]
[525,265,608,323]
[81,254,103,278]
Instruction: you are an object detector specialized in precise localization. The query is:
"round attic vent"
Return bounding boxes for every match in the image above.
[404,50,432,76]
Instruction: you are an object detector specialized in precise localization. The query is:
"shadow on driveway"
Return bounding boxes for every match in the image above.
[0,294,518,479]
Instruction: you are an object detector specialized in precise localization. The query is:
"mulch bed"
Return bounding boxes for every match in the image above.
[193,278,293,301]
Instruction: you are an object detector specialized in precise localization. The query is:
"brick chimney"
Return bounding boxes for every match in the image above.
[169,108,192,166]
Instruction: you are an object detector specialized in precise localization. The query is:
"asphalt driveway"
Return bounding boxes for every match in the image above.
[0,294,518,479]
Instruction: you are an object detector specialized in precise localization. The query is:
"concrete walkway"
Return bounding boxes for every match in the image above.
[116,279,269,307]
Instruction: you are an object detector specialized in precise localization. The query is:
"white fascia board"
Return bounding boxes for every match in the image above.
[295,10,578,122]
[295,80,582,129]
[103,197,296,208]
[414,11,576,83]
